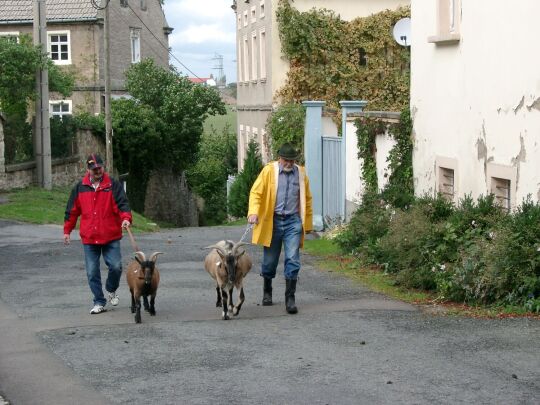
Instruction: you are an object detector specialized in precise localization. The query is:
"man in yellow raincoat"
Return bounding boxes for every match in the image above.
[248,143,313,314]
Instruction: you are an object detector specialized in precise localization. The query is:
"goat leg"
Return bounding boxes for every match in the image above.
[134,295,142,324]
[149,294,156,316]
[215,285,222,307]
[220,287,230,320]
[130,289,136,314]
[233,286,245,316]
[143,295,150,312]
[228,287,234,312]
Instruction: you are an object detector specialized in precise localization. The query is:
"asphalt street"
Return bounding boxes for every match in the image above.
[0,220,538,404]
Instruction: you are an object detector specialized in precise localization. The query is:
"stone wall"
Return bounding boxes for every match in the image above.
[0,129,104,191]
[144,169,199,227]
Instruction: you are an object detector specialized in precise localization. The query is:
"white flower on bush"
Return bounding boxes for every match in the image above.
[471,220,477,227]
[431,266,436,273]
[488,232,495,240]
[439,264,446,271]
[278,117,284,123]
[537,246,540,252]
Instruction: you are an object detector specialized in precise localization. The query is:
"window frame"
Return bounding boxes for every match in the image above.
[251,31,258,81]
[130,28,141,64]
[49,100,72,120]
[487,163,517,211]
[259,0,265,19]
[47,30,71,65]
[0,31,20,43]
[435,156,458,203]
[428,0,461,44]
[259,28,266,80]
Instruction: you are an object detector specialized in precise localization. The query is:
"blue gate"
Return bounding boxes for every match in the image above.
[322,136,342,224]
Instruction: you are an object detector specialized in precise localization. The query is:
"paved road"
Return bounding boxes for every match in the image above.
[0,220,538,405]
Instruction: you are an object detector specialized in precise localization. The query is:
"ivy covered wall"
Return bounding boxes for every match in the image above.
[276,0,410,111]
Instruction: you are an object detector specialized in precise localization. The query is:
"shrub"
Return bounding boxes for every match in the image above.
[187,125,237,225]
[266,103,305,162]
[334,192,390,260]
[228,140,264,218]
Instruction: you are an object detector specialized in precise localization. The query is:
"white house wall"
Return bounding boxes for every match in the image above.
[376,132,397,192]
[345,120,364,205]
[411,0,540,205]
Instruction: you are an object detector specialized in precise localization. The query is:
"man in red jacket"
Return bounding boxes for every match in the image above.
[63,154,132,314]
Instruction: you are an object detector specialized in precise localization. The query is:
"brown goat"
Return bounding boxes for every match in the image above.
[126,251,163,323]
[204,240,252,320]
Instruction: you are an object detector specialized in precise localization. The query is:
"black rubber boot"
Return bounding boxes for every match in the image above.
[285,279,298,314]
[262,277,273,306]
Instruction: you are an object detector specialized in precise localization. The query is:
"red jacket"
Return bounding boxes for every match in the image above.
[64,172,132,245]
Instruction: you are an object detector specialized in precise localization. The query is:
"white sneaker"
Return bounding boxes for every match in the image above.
[107,291,119,306]
[90,304,106,314]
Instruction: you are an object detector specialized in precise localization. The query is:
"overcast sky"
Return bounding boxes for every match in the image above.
[163,0,237,83]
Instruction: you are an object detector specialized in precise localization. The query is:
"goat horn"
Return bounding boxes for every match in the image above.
[134,251,146,262]
[233,242,249,255]
[150,252,164,262]
[205,245,227,257]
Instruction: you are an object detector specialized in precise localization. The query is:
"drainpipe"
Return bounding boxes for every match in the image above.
[339,100,368,220]
[302,101,325,231]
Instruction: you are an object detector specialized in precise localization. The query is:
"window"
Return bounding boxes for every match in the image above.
[487,163,517,211]
[140,0,146,11]
[48,31,71,64]
[251,6,257,23]
[358,48,367,67]
[438,167,455,201]
[260,0,265,18]
[238,40,243,83]
[428,0,461,44]
[243,36,249,82]
[259,29,266,79]
[491,177,511,211]
[251,32,257,81]
[120,0,128,7]
[49,100,72,119]
[0,32,19,43]
[243,11,248,27]
[238,14,242,30]
[131,28,141,63]
[435,157,458,202]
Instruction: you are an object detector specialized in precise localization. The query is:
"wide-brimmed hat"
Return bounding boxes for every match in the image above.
[86,154,104,170]
[277,143,298,160]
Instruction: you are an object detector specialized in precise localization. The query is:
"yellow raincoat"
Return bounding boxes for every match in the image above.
[248,162,313,247]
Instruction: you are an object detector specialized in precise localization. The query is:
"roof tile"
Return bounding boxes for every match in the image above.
[0,0,98,23]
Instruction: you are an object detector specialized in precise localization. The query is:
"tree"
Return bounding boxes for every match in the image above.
[228,140,264,218]
[0,35,73,115]
[187,124,237,224]
[0,35,74,163]
[113,59,226,210]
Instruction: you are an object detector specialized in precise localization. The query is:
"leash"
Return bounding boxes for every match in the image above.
[125,226,140,253]
[238,223,254,244]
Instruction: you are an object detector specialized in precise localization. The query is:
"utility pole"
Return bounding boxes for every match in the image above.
[103,0,113,174]
[33,0,51,189]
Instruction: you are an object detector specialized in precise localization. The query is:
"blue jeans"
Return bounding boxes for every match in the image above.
[83,239,122,306]
[261,214,303,280]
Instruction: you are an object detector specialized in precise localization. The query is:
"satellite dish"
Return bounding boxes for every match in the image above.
[393,17,411,47]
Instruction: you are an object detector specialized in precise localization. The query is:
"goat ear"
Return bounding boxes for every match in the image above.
[150,252,164,263]
[236,249,245,258]
[134,251,146,263]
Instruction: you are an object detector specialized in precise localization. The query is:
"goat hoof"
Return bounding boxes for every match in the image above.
[131,307,135,314]
[232,307,239,316]
[149,311,156,316]
[222,311,230,320]
[135,317,141,324]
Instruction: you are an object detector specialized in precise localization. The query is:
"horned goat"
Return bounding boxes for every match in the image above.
[204,240,252,320]
[126,251,163,324]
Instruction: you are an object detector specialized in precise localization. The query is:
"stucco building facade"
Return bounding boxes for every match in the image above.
[411,0,540,208]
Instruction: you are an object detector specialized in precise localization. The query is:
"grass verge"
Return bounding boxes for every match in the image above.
[303,238,540,319]
[0,186,160,233]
